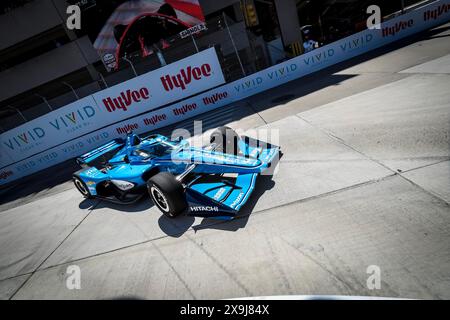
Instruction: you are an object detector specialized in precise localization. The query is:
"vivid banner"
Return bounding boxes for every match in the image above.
[0,96,106,163]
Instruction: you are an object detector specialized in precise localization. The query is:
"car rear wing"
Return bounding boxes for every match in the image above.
[76,138,125,166]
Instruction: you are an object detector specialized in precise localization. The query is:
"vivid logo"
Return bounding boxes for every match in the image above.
[3,128,45,150]
[49,106,96,130]
[234,77,263,92]
[424,3,450,21]
[382,19,414,37]
[304,49,335,65]
[102,87,150,112]
[161,64,212,91]
[86,132,109,144]
[340,34,373,52]
[267,64,297,79]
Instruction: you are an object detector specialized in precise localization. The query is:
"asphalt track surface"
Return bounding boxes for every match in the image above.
[1,23,449,300]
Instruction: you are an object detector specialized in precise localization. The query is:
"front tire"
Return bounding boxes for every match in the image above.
[73,175,93,199]
[147,172,187,218]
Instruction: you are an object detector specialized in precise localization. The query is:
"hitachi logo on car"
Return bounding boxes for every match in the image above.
[190,206,219,212]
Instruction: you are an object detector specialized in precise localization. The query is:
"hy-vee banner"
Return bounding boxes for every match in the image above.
[0,0,449,185]
[0,47,225,164]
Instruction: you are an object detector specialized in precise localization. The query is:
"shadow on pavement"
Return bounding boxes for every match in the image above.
[155,172,277,237]
[79,196,155,213]
[158,214,196,238]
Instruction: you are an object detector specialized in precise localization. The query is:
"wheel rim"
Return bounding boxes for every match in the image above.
[74,178,89,196]
[150,186,170,213]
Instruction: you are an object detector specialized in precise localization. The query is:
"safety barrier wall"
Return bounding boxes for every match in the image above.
[0,47,225,166]
[0,0,449,185]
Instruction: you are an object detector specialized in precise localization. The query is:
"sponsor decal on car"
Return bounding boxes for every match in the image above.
[190,206,219,212]
[231,192,245,208]
[213,187,227,201]
[84,167,101,177]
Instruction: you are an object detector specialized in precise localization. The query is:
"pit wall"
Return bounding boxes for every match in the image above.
[1,0,449,185]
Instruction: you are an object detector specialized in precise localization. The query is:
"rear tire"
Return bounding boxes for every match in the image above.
[73,175,93,199]
[210,126,241,155]
[147,172,187,218]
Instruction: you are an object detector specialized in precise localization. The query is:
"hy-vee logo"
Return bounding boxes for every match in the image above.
[190,206,219,212]
[424,3,450,21]
[161,64,212,92]
[102,87,150,112]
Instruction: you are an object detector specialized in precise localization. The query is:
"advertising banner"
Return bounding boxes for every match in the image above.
[0,85,234,185]
[106,86,233,139]
[228,0,450,100]
[0,128,115,185]
[91,47,226,121]
[0,47,225,167]
[0,95,106,163]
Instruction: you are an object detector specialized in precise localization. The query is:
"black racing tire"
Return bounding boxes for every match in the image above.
[147,172,187,218]
[210,126,241,155]
[73,174,93,199]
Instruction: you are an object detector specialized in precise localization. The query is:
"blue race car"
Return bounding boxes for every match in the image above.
[73,127,280,219]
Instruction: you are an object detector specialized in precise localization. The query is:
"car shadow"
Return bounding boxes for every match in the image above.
[158,214,196,238]
[157,163,278,238]
[74,169,275,239]
[191,172,277,234]
[156,152,281,237]
[78,195,155,213]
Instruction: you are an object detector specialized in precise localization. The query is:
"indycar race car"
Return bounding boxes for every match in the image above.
[73,127,280,219]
